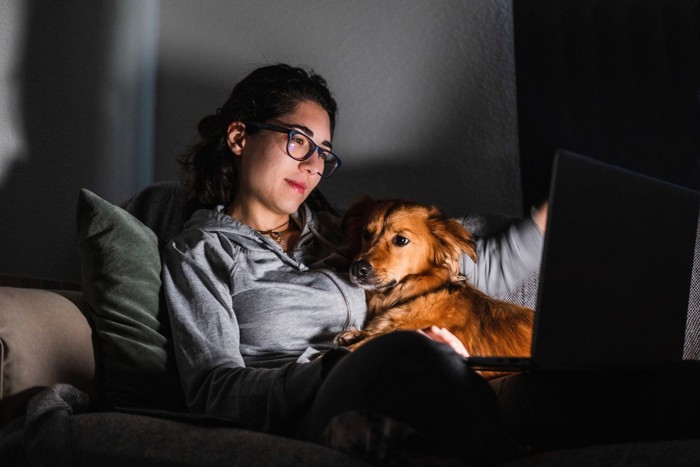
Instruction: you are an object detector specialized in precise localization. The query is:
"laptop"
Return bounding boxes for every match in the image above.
[466,149,700,372]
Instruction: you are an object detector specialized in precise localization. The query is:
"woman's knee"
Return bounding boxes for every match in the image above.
[344,330,465,376]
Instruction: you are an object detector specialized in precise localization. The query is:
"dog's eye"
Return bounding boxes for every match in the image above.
[362,228,373,242]
[392,235,410,246]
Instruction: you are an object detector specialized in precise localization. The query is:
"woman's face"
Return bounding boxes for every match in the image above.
[228,100,331,222]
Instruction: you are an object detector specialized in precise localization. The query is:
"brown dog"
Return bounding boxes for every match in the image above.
[336,198,534,378]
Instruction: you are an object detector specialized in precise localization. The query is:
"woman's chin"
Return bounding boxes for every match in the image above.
[279,200,304,214]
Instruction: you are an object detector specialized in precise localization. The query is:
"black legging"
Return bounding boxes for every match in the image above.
[301,331,700,461]
[301,331,518,463]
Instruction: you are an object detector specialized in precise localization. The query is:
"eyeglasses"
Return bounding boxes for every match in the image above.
[244,121,342,178]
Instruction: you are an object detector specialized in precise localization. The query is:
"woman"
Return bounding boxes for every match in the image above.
[162,64,545,464]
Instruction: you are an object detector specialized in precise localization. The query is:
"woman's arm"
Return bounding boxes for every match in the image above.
[460,205,546,296]
[162,230,324,434]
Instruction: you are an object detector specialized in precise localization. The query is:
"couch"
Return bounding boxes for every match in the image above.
[1,181,700,466]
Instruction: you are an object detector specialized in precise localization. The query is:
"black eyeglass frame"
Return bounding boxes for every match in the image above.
[244,121,342,178]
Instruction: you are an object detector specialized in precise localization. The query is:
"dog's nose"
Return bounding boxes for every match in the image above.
[351,260,372,278]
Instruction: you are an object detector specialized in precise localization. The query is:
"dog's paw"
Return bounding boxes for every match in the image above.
[334,328,365,347]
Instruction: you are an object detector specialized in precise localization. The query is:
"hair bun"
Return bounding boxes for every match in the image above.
[197,114,224,138]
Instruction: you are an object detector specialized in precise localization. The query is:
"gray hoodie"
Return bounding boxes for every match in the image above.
[162,202,543,433]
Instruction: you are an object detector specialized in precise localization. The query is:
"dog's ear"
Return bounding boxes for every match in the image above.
[342,196,376,257]
[428,208,478,273]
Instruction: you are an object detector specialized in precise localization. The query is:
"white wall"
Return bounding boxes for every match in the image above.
[155,0,522,216]
[0,0,520,282]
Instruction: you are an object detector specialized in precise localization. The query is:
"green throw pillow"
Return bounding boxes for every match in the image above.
[76,188,184,411]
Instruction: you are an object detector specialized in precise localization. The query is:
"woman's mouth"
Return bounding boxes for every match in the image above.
[285,179,306,195]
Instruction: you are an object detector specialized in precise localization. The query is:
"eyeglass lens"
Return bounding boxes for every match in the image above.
[287,132,338,177]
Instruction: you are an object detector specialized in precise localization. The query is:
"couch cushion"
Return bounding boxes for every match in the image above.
[76,189,184,411]
[0,288,94,426]
[0,383,371,467]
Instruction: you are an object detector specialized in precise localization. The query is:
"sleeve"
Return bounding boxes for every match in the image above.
[460,216,544,296]
[161,230,325,434]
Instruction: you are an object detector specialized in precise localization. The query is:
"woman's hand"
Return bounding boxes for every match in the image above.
[532,201,549,233]
[418,326,470,358]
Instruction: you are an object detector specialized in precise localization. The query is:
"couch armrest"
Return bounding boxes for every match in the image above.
[0,287,96,426]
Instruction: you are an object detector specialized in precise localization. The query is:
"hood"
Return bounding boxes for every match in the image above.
[183,202,345,256]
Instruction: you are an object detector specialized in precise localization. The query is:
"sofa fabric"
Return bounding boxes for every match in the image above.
[0,384,370,467]
[685,223,700,359]
[501,439,700,467]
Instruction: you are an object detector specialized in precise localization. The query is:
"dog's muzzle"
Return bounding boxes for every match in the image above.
[350,259,381,289]
[349,260,397,290]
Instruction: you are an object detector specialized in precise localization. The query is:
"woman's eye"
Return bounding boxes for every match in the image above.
[293,137,306,146]
[318,151,328,161]
[392,235,410,246]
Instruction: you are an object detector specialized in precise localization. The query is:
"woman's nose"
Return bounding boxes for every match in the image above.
[299,152,323,175]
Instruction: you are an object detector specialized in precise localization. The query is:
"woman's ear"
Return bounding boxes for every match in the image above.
[226,121,247,156]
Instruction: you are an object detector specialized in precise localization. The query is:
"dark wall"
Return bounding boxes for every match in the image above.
[514,0,700,208]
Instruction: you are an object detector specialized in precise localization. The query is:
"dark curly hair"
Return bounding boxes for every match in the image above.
[179,64,338,217]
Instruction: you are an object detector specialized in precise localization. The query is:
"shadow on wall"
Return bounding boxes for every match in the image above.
[321,157,520,218]
[0,1,113,281]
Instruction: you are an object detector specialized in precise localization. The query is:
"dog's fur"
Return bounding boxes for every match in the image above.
[336,197,534,378]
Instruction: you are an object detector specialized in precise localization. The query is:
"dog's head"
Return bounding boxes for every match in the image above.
[342,197,477,291]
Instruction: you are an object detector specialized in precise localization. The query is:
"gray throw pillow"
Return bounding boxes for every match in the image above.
[76,188,184,411]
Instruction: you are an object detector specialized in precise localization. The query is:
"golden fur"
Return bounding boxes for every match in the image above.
[336,197,534,379]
